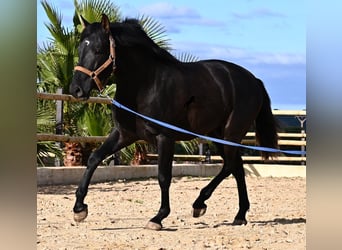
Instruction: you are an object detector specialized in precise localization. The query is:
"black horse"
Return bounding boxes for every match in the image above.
[69,14,278,230]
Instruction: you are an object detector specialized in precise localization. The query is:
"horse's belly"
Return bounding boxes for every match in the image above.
[187,104,225,134]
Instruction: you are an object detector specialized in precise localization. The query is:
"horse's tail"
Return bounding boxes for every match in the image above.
[255,79,279,159]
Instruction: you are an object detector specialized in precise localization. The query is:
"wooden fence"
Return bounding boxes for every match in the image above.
[37,92,306,164]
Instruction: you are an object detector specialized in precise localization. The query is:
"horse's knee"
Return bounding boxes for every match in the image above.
[86,151,102,168]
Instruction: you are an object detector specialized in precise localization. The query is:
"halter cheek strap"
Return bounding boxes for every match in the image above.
[74,34,116,92]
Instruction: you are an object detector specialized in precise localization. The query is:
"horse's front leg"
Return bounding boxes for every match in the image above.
[73,128,136,222]
[145,134,175,230]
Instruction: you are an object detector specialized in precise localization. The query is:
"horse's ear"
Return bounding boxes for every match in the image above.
[79,15,89,29]
[101,14,111,34]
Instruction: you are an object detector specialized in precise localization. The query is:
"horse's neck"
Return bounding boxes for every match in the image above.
[116,52,160,84]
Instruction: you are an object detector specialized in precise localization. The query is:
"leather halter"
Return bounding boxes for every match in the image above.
[74,34,116,92]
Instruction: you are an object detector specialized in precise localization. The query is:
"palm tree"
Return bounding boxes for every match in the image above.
[38,0,119,165]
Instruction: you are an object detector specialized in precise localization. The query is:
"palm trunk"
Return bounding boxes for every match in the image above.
[63,142,82,166]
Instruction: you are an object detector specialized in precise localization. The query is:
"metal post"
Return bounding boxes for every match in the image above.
[199,143,203,156]
[55,88,63,166]
[204,143,211,164]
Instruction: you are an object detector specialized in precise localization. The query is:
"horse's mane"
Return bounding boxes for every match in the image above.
[114,18,178,63]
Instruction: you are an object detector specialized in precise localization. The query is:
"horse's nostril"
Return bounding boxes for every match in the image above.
[75,86,83,98]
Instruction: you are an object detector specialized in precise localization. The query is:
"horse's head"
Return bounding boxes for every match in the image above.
[70,14,115,99]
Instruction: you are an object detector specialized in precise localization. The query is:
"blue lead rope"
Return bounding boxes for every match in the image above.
[112,99,306,156]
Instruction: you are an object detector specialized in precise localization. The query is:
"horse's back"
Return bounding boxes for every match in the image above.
[198,59,263,90]
[174,60,264,135]
[187,59,265,109]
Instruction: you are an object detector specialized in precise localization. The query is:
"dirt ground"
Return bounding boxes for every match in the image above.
[37,176,306,249]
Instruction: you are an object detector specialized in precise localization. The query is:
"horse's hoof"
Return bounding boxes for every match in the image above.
[73,208,88,222]
[232,219,247,225]
[193,207,207,218]
[145,221,162,231]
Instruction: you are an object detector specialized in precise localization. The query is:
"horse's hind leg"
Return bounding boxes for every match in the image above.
[192,159,232,218]
[73,128,136,222]
[231,155,249,225]
[193,146,249,225]
[192,112,254,225]
[192,139,229,216]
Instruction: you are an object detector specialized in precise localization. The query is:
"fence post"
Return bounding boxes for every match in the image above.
[55,88,64,166]
[296,115,306,166]
[199,143,203,155]
[204,143,211,163]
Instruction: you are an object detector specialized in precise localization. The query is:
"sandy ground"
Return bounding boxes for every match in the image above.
[37,176,306,249]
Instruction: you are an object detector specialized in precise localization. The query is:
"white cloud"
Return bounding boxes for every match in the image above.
[138,2,224,30]
[245,52,305,65]
[140,2,200,19]
[173,42,305,65]
[233,8,286,20]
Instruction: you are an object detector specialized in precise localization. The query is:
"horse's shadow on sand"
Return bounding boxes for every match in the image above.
[91,226,178,232]
[213,217,306,228]
[91,217,306,232]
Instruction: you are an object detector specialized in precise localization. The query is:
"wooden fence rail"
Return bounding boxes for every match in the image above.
[36,133,306,147]
[37,133,108,143]
[37,92,112,104]
[37,92,306,164]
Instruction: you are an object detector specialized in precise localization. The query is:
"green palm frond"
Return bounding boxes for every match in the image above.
[37,105,55,133]
[37,104,62,166]
[41,0,63,34]
[37,51,75,93]
[62,101,85,136]
[175,52,199,63]
[120,142,156,165]
[101,83,116,97]
[74,0,121,31]
[37,141,63,166]
[139,15,171,50]
[38,2,79,93]
[177,139,199,154]
[41,0,70,49]
[77,103,112,136]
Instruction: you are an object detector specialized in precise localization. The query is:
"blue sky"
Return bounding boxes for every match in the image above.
[37,0,306,110]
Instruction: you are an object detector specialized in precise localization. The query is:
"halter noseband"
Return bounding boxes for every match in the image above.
[74,34,116,92]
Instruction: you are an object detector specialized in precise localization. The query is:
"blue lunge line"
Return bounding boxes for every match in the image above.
[112,99,306,156]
